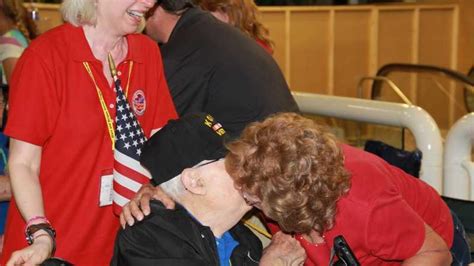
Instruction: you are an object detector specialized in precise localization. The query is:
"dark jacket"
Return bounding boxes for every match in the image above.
[111,201,262,266]
[160,7,299,139]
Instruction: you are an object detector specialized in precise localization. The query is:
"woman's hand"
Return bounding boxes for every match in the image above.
[119,183,175,228]
[6,234,53,266]
[260,232,306,266]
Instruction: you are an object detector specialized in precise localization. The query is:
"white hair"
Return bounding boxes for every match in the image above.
[60,0,97,26]
[159,174,186,201]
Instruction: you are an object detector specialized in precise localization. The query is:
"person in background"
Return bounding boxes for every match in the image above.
[1,0,177,264]
[0,0,37,84]
[225,112,472,265]
[0,0,38,254]
[112,113,306,266]
[0,83,9,255]
[121,0,298,232]
[194,0,274,53]
[144,0,298,139]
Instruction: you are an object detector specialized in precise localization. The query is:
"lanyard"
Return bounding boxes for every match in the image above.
[83,61,134,149]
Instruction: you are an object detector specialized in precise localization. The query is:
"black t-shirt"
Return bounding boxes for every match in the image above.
[111,201,262,266]
[160,7,299,138]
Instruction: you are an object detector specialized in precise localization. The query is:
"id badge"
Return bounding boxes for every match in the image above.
[99,170,113,207]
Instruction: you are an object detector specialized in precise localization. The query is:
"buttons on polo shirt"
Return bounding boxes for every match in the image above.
[109,103,114,109]
[117,71,122,76]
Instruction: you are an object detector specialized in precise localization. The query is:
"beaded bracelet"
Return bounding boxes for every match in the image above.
[26,216,50,229]
[25,223,57,257]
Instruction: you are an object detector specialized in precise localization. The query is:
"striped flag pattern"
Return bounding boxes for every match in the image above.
[111,77,151,214]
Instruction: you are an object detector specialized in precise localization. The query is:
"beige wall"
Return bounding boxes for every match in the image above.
[259,2,473,136]
[24,3,63,34]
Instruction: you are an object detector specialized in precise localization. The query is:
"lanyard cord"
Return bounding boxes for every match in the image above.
[82,61,134,150]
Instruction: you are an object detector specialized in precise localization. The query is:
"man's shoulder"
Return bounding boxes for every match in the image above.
[114,201,215,264]
[117,201,201,245]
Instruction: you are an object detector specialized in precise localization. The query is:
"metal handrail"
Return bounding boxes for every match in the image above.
[371,64,474,113]
[292,92,444,193]
[371,63,474,100]
[357,76,412,105]
[444,113,474,201]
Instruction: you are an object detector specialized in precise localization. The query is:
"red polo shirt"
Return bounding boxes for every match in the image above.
[2,23,177,265]
[268,145,453,265]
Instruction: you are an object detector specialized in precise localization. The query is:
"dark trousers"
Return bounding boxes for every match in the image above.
[450,211,472,265]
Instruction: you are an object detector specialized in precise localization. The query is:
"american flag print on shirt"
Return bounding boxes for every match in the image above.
[112,83,151,215]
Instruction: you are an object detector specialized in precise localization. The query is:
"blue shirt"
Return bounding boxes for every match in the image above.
[216,231,239,266]
[0,132,8,234]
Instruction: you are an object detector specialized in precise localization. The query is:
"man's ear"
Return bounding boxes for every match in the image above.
[181,169,206,195]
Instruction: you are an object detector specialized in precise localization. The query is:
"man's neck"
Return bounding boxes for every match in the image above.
[183,200,247,238]
[151,7,182,44]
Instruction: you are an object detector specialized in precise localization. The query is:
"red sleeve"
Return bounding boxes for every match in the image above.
[4,48,59,146]
[366,189,425,260]
[150,46,177,131]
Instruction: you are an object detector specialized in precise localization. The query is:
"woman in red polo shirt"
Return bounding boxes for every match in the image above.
[225,113,471,265]
[1,0,177,265]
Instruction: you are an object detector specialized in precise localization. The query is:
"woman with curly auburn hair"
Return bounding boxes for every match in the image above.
[226,112,350,234]
[226,113,470,265]
[194,0,274,53]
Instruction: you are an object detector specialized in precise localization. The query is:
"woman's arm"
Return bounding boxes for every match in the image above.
[6,138,54,265]
[2,58,19,84]
[0,175,11,201]
[402,223,452,265]
[8,138,43,218]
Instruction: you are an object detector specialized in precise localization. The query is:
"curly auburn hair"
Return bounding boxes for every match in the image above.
[225,113,351,234]
[1,0,38,40]
[194,0,274,51]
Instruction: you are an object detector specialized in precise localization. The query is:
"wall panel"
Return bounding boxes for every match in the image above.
[377,10,415,103]
[259,11,288,80]
[417,9,455,128]
[289,11,330,94]
[333,10,371,97]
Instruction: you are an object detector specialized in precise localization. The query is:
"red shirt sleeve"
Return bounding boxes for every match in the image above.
[5,48,60,146]
[365,189,425,260]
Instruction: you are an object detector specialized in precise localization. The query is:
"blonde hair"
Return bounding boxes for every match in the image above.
[1,0,38,40]
[61,0,97,26]
[196,0,274,51]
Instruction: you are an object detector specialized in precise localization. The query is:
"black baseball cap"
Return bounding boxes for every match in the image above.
[140,113,227,185]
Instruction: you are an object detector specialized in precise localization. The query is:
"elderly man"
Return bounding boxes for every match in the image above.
[144,0,299,138]
[111,113,305,266]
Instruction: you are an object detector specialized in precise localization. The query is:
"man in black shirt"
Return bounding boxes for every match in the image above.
[145,0,299,138]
